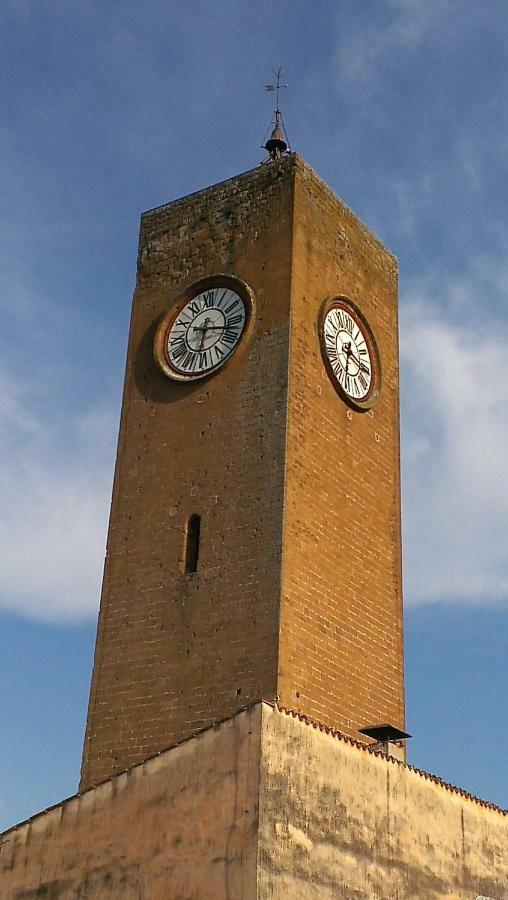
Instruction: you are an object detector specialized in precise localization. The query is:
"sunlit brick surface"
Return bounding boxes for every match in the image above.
[81,156,404,791]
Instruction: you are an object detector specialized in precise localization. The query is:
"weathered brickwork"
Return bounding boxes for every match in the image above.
[279,160,405,736]
[81,161,295,789]
[81,155,404,790]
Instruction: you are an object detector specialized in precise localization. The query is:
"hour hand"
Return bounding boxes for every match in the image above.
[192,322,223,332]
[343,345,368,372]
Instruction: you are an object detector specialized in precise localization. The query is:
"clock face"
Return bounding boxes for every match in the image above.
[320,298,380,409]
[155,277,252,381]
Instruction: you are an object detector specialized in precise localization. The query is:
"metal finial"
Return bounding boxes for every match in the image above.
[263,66,291,160]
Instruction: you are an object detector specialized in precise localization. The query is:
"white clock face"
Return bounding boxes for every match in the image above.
[159,284,248,381]
[321,300,379,408]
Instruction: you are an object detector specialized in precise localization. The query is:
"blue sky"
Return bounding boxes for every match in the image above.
[1,0,507,829]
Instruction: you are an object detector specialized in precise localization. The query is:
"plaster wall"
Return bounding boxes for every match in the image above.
[0,706,261,900]
[2,704,507,899]
[258,704,508,900]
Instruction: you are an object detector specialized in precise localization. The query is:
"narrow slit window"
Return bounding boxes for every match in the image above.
[184,514,201,573]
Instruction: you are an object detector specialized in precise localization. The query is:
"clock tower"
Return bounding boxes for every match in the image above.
[80,153,404,791]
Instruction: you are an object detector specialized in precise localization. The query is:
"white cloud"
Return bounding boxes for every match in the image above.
[1,0,506,622]
[0,368,115,623]
[3,280,508,622]
[401,275,508,605]
[335,0,453,91]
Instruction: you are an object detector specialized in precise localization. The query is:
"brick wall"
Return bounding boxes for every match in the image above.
[81,154,405,789]
[279,160,404,737]
[81,161,295,789]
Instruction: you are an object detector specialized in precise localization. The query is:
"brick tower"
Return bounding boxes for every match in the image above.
[6,152,508,900]
[80,154,404,791]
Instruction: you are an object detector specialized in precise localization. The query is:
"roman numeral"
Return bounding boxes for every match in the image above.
[225,298,240,314]
[198,350,209,369]
[214,345,225,361]
[358,372,368,391]
[335,310,346,331]
[188,300,200,317]
[203,290,216,308]
[171,343,187,362]
[169,333,185,347]
[181,351,198,371]
[221,328,237,346]
[217,290,228,308]
[227,314,243,328]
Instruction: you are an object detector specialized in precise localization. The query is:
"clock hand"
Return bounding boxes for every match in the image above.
[192,323,224,332]
[343,341,352,375]
[351,355,370,374]
[191,316,213,350]
[342,343,369,373]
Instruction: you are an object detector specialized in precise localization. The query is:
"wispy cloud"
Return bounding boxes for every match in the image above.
[401,263,508,605]
[0,367,115,622]
[326,2,508,607]
[1,0,507,625]
[335,0,454,92]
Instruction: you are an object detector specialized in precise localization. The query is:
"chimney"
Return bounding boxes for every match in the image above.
[358,724,411,762]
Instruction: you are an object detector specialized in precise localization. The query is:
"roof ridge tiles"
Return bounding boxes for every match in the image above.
[274,703,507,816]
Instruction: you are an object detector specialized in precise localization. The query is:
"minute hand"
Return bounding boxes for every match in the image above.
[345,348,369,372]
[193,325,226,332]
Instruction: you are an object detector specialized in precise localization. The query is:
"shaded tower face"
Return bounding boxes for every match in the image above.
[80,155,404,791]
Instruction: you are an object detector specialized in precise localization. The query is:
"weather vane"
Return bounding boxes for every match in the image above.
[262,66,291,160]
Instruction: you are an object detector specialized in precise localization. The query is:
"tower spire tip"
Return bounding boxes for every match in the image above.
[262,66,291,160]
